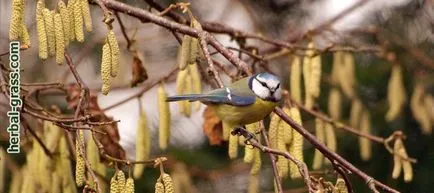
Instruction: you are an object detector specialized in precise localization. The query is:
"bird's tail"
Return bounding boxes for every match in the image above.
[166,94,204,102]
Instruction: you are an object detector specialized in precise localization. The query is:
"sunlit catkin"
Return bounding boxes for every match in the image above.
[158,83,171,150]
[181,74,193,117]
[20,23,30,47]
[175,69,188,115]
[36,0,48,59]
[101,42,112,95]
[290,55,302,103]
[250,149,261,175]
[75,130,85,187]
[110,173,119,193]
[125,177,135,193]
[339,52,356,98]
[310,52,322,98]
[117,170,126,190]
[228,133,239,159]
[268,113,280,149]
[313,118,325,170]
[135,112,150,179]
[189,63,202,110]
[335,178,348,193]
[54,13,65,64]
[277,109,290,178]
[43,9,55,56]
[289,107,303,179]
[331,51,342,84]
[395,139,413,182]
[391,139,403,179]
[281,107,293,145]
[58,1,70,46]
[80,0,92,32]
[9,0,24,40]
[72,0,84,42]
[324,122,336,153]
[303,47,312,108]
[188,18,201,65]
[222,122,231,141]
[410,83,432,134]
[349,99,363,128]
[107,30,120,77]
[386,65,406,121]
[328,88,342,120]
[162,173,174,193]
[179,35,192,70]
[155,181,165,193]
[67,0,76,41]
[359,110,372,161]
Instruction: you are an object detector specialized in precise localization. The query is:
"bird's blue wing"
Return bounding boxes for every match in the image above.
[166,87,256,106]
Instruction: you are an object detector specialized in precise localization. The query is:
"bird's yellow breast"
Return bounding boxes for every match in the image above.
[209,97,277,128]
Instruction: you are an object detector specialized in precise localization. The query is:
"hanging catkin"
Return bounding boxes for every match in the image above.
[312,118,325,170]
[80,0,92,32]
[247,174,259,193]
[324,122,336,153]
[117,170,126,190]
[328,87,342,120]
[134,112,151,179]
[349,99,363,128]
[290,55,302,103]
[9,169,22,193]
[67,0,76,41]
[54,13,65,64]
[75,131,85,187]
[288,107,303,179]
[175,69,189,116]
[250,147,261,175]
[181,73,193,117]
[188,18,201,65]
[101,41,112,95]
[125,177,135,193]
[51,171,61,193]
[189,63,202,111]
[243,123,259,163]
[359,110,372,161]
[9,0,24,40]
[228,133,239,159]
[155,181,165,193]
[410,83,432,134]
[162,173,175,193]
[268,113,280,149]
[72,0,84,42]
[179,35,193,70]
[36,1,47,59]
[158,83,171,150]
[110,173,119,193]
[339,52,356,98]
[386,65,407,121]
[277,108,290,178]
[58,1,70,46]
[107,30,119,77]
[281,107,293,145]
[331,51,342,84]
[310,50,322,98]
[303,42,314,109]
[20,23,30,47]
[42,9,56,56]
[392,138,403,179]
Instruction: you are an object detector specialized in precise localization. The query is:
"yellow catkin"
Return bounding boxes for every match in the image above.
[391,139,402,179]
[247,174,259,193]
[222,121,231,141]
[349,99,363,128]
[331,51,342,84]
[125,177,135,193]
[310,51,322,98]
[117,170,126,190]
[250,148,261,175]
[188,18,201,65]
[189,63,202,111]
[110,173,119,193]
[402,157,413,183]
[101,42,112,95]
[386,65,406,121]
[43,9,56,56]
[181,74,193,117]
[20,23,30,47]
[244,122,259,163]
[290,55,302,103]
[36,0,48,59]
[395,139,413,182]
[339,52,356,98]
[228,133,239,159]
[268,113,280,149]
[303,42,314,109]
[20,166,35,193]
[312,118,325,170]
[158,83,171,150]
[324,122,337,153]
[9,0,24,40]
[288,107,303,179]
[277,108,291,178]
[107,30,119,77]
[75,130,85,187]
[328,87,342,120]
[155,181,165,193]
[72,0,84,42]
[134,112,150,179]
[335,178,348,193]
[179,35,192,70]
[411,83,432,134]
[54,13,65,64]
[281,107,293,145]
[58,1,70,46]
[359,110,372,161]
[80,0,92,32]
[175,69,189,115]
[9,170,22,193]
[51,171,61,193]
[162,173,174,193]
[58,135,78,193]
[67,0,76,41]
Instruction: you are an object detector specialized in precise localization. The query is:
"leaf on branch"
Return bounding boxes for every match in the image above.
[202,106,223,145]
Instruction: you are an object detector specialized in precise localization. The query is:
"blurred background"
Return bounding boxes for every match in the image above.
[0,0,433,192]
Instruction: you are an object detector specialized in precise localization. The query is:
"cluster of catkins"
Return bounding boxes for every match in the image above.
[110,170,135,193]
[100,30,120,95]
[155,172,175,193]
[9,0,30,46]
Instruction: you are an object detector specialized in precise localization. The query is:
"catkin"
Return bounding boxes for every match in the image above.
[86,132,100,178]
[312,118,325,170]
[402,156,413,183]
[281,107,293,145]
[386,65,407,121]
[107,30,120,77]
[155,181,165,193]
[328,88,342,119]
[290,55,302,103]
[391,139,402,179]
[75,130,85,187]
[288,107,303,179]
[222,122,231,141]
[303,42,314,109]
[324,122,336,153]
[349,99,363,128]
[268,113,280,149]
[110,173,119,193]
[244,123,259,162]
[331,51,342,84]
[310,52,322,98]
[188,18,201,65]
[410,83,432,134]
[80,0,92,32]
[134,112,150,179]
[359,111,372,161]
[228,133,239,159]
[125,177,135,193]
[43,9,56,56]
[67,0,76,41]
[36,0,48,59]
[101,42,112,95]
[335,178,348,193]
[72,0,84,42]
[51,171,61,193]
[189,63,202,111]
[158,83,171,150]
[54,13,65,64]
[9,0,24,40]
[175,69,189,115]
[395,139,413,182]
[20,23,30,47]
[162,173,174,193]
[277,108,290,178]
[339,52,356,98]
[247,174,259,193]
[58,1,70,46]
[117,170,126,190]
[9,170,22,193]
[179,35,192,70]
[250,148,261,175]
[181,74,193,117]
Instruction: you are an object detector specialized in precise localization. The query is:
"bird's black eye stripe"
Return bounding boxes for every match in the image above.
[276,83,280,89]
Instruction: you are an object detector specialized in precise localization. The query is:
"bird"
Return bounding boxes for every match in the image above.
[166,72,282,130]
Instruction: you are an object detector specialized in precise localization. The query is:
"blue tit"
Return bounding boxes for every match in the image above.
[167,72,282,129]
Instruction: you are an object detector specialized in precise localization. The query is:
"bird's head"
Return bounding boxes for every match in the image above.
[249,72,281,102]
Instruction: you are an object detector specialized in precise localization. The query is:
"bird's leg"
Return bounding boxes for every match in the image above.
[231,126,256,145]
